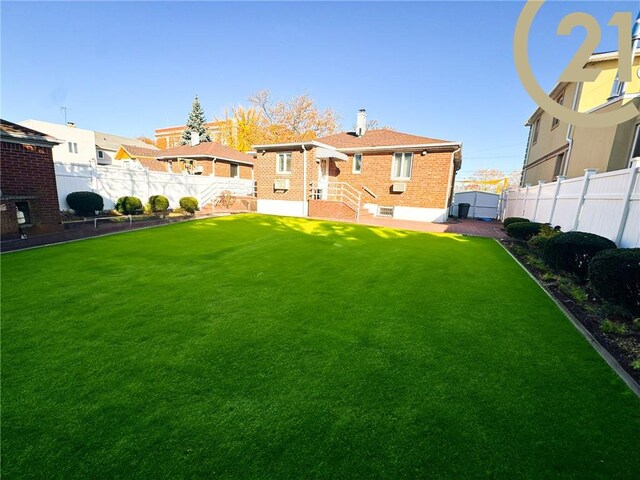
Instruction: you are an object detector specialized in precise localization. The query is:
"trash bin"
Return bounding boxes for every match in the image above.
[458,203,471,219]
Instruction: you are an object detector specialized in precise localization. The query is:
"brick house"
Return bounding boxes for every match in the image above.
[1,119,63,239]
[252,110,462,222]
[115,140,254,178]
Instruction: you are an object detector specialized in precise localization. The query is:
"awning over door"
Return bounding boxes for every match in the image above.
[315,147,347,162]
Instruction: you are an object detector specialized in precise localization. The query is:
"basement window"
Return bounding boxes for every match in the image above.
[378,206,394,217]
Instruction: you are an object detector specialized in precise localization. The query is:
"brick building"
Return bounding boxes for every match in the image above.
[252,110,462,223]
[154,121,225,149]
[1,119,63,239]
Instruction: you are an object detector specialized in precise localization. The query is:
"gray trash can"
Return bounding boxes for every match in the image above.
[458,203,471,219]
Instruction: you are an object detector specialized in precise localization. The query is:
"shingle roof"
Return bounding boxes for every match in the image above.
[120,145,164,158]
[317,129,454,149]
[0,119,62,146]
[157,142,254,164]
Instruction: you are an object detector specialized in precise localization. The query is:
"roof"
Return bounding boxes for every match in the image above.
[157,142,254,164]
[119,145,164,158]
[317,129,456,149]
[0,119,62,147]
[95,131,159,151]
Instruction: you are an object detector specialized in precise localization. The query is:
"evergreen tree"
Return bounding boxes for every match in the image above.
[180,95,211,145]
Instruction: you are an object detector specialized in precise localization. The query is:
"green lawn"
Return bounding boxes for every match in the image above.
[2,214,639,479]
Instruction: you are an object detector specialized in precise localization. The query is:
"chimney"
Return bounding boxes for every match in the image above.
[190,131,200,146]
[356,109,367,137]
[67,122,76,128]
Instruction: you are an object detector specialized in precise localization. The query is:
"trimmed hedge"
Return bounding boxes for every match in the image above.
[66,191,104,216]
[506,221,543,241]
[148,195,169,214]
[527,224,562,255]
[544,231,616,280]
[503,217,530,228]
[116,196,143,215]
[179,197,199,215]
[589,248,640,315]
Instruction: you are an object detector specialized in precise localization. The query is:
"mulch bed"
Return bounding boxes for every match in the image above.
[501,238,640,384]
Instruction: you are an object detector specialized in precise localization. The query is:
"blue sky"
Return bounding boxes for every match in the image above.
[2,1,638,177]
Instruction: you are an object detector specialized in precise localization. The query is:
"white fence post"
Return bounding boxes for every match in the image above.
[522,184,531,216]
[548,175,565,224]
[615,159,640,245]
[572,169,597,230]
[532,180,544,221]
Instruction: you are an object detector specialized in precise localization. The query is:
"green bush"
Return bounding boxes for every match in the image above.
[506,221,543,241]
[589,248,640,315]
[115,196,143,215]
[503,217,530,228]
[66,191,104,216]
[148,195,169,214]
[544,231,616,280]
[179,197,199,215]
[527,224,562,255]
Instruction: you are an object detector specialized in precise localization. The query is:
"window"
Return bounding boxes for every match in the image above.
[551,91,564,129]
[392,152,413,180]
[98,151,104,159]
[68,142,78,153]
[630,125,640,166]
[532,118,540,144]
[553,152,565,178]
[230,163,239,178]
[276,153,292,174]
[353,153,362,174]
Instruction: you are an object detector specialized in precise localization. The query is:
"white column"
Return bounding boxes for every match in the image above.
[615,159,640,245]
[532,180,545,222]
[572,168,597,231]
[548,176,565,225]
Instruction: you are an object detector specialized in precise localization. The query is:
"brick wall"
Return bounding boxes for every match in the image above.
[214,160,252,179]
[253,147,454,211]
[308,199,357,221]
[332,150,454,209]
[1,141,63,236]
[255,149,317,202]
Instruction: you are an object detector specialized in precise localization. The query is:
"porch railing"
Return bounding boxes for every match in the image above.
[309,181,362,222]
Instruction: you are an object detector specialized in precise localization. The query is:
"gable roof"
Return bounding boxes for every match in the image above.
[95,131,159,151]
[157,142,254,165]
[0,119,62,147]
[317,129,456,149]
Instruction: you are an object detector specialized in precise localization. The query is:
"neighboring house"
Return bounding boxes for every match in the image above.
[1,119,63,238]
[522,51,640,185]
[251,110,462,223]
[154,121,225,148]
[115,136,254,179]
[19,119,158,167]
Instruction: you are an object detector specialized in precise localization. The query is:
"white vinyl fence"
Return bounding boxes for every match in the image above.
[54,162,255,211]
[502,160,640,247]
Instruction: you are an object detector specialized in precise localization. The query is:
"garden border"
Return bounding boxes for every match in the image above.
[495,239,640,398]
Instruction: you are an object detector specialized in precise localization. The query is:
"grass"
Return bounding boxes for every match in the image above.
[2,214,639,479]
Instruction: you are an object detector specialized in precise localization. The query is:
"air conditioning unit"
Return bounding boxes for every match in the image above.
[392,183,406,193]
[274,178,290,190]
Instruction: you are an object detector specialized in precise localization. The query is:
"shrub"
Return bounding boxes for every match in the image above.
[148,195,170,214]
[589,248,640,315]
[527,224,562,255]
[66,191,104,216]
[506,221,543,241]
[600,319,627,335]
[179,196,199,215]
[115,196,143,215]
[544,232,617,280]
[503,217,530,228]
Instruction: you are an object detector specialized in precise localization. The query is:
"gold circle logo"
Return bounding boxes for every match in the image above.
[514,0,639,128]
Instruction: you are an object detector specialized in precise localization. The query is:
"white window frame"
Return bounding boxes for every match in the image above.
[276,152,292,174]
[98,150,104,159]
[551,91,564,130]
[68,142,73,153]
[353,153,362,174]
[230,163,239,178]
[629,124,640,167]
[391,152,413,180]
